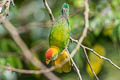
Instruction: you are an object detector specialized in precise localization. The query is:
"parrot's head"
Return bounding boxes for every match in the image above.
[61,3,69,18]
[45,46,59,64]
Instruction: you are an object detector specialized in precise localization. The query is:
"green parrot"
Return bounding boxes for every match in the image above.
[45,3,71,73]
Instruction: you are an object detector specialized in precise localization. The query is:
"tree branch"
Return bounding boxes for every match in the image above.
[0,64,70,75]
[42,0,55,22]
[83,48,99,80]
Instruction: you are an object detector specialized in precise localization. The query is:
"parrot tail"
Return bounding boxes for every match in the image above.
[53,50,71,73]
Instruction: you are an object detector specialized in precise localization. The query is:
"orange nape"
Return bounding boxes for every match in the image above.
[53,50,71,73]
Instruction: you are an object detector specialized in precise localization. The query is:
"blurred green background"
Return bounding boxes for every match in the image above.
[0,0,120,80]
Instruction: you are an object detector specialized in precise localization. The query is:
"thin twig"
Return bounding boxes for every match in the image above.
[70,37,120,70]
[0,64,60,74]
[42,0,55,22]
[66,49,83,80]
[0,64,41,74]
[81,45,120,70]
[83,48,99,80]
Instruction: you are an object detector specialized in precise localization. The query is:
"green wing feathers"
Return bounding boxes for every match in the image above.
[49,19,70,51]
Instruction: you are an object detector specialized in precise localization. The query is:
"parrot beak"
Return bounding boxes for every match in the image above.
[46,59,51,64]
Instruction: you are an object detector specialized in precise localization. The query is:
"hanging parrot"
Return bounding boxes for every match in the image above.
[45,3,71,73]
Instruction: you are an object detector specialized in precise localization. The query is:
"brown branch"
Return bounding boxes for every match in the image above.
[1,19,61,80]
[0,61,62,75]
[0,58,70,75]
[83,48,99,80]
[0,64,65,74]
[42,0,55,22]
[70,0,89,57]
[0,64,42,74]
[0,64,52,74]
